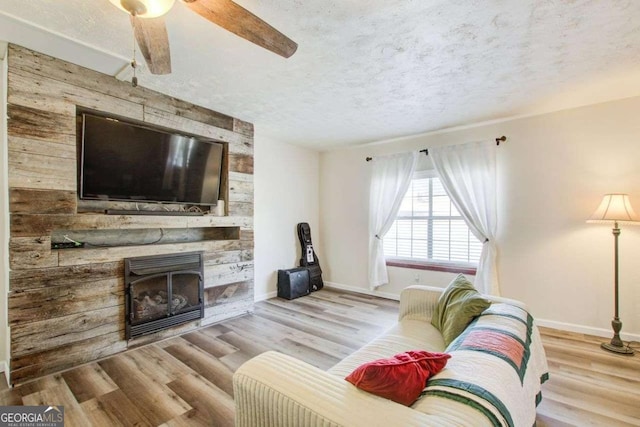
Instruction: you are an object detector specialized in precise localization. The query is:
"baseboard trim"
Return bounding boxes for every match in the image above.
[323,281,400,301]
[535,318,640,342]
[254,291,277,302]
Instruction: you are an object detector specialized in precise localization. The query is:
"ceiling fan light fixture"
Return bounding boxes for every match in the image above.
[109,0,176,18]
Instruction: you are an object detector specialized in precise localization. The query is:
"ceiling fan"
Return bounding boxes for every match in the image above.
[109,0,298,76]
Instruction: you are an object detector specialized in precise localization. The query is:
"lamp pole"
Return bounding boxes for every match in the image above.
[601,220,632,354]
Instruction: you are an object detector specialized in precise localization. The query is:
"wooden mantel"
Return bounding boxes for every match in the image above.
[5,44,255,385]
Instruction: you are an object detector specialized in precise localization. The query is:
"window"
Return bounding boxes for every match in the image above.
[383,171,482,271]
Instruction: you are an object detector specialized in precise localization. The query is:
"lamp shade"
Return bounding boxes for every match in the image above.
[587,194,639,223]
[109,0,175,18]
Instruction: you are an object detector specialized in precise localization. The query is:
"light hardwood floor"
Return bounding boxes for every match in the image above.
[1,289,639,426]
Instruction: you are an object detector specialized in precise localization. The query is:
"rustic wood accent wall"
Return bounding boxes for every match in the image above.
[5,44,255,385]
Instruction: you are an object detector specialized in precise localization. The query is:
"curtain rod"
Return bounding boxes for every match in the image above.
[365,136,507,162]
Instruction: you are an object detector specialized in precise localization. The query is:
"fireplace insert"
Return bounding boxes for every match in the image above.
[125,251,204,339]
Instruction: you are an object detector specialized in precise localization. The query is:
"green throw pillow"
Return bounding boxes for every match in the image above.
[431,274,491,346]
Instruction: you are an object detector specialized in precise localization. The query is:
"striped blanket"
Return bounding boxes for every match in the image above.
[412,303,549,427]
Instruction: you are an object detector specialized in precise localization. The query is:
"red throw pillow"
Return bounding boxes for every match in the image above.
[345,350,451,406]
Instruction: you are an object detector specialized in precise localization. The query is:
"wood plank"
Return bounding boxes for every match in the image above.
[8,150,76,191]
[7,103,75,144]
[227,179,253,202]
[8,134,76,159]
[228,153,253,174]
[8,44,235,131]
[10,213,189,237]
[50,227,235,248]
[8,68,74,115]
[186,215,253,228]
[81,389,152,427]
[223,315,345,369]
[143,106,250,146]
[252,304,367,349]
[204,261,254,288]
[227,201,254,216]
[57,239,242,266]
[8,278,123,325]
[123,345,192,385]
[228,171,253,183]
[22,380,93,427]
[10,261,123,292]
[240,228,254,242]
[215,331,269,371]
[61,363,119,403]
[11,306,122,356]
[228,192,253,204]
[98,354,191,425]
[204,281,251,307]
[166,372,235,427]
[126,320,201,350]
[164,341,235,397]
[233,118,254,137]
[203,249,246,266]
[9,68,144,120]
[10,331,127,385]
[201,299,254,327]
[9,188,77,214]
[9,236,58,270]
[10,213,253,237]
[181,331,238,358]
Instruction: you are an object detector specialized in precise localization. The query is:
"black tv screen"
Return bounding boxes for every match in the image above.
[80,113,223,206]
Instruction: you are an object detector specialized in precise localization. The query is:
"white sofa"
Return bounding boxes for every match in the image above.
[233,285,549,427]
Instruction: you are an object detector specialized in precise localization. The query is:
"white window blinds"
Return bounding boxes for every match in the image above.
[383,171,482,264]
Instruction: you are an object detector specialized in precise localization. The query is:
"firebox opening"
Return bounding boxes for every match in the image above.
[125,252,205,339]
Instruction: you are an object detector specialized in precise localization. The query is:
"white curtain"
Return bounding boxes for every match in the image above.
[429,141,499,295]
[368,151,418,288]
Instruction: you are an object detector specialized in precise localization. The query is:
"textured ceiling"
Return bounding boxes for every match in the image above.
[1,0,640,149]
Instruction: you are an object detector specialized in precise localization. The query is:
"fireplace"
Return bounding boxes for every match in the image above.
[125,251,205,339]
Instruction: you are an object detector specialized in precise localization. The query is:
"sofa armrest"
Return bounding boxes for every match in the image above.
[234,351,439,427]
[398,285,444,323]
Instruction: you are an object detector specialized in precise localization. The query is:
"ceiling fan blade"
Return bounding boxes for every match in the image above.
[130,15,172,75]
[182,0,297,58]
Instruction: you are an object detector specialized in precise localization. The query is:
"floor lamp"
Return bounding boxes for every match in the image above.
[588,194,637,355]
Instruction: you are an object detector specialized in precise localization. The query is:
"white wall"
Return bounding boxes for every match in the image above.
[254,134,320,301]
[320,96,640,338]
[0,42,9,378]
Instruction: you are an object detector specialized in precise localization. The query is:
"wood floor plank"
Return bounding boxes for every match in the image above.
[0,289,637,427]
[181,331,239,358]
[216,331,271,371]
[224,314,354,360]
[61,363,118,403]
[22,380,92,427]
[163,341,235,397]
[252,305,364,350]
[165,372,234,427]
[81,389,152,427]
[123,345,192,385]
[98,355,191,425]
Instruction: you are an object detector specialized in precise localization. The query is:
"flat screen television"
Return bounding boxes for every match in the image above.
[80,113,223,206]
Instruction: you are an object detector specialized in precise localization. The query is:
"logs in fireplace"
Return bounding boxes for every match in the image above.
[125,251,205,339]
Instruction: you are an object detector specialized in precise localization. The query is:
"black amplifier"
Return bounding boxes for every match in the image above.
[277,268,310,300]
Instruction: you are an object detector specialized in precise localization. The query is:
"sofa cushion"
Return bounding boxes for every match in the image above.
[345,350,451,406]
[431,274,491,346]
[329,319,446,378]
